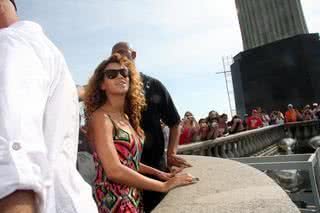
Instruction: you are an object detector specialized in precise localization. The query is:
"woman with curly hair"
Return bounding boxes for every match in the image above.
[84,54,194,213]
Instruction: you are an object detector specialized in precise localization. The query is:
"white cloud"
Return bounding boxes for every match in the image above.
[127,0,243,76]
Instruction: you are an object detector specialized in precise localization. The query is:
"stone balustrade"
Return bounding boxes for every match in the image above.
[177,120,320,157]
[285,120,320,152]
[177,125,285,157]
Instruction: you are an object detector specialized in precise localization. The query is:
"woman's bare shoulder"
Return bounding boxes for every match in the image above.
[89,109,112,128]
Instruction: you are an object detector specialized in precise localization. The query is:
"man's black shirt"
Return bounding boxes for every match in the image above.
[140,73,180,170]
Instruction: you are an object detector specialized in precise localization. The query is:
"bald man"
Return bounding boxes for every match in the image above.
[0,1,97,212]
[112,42,191,212]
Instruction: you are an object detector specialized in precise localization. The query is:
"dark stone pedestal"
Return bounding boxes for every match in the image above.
[231,33,320,115]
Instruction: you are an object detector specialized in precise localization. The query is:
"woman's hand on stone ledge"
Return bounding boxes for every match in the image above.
[156,171,174,181]
[162,173,194,192]
[169,166,184,175]
[155,167,185,182]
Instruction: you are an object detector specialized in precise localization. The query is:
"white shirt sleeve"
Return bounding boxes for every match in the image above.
[0,34,51,200]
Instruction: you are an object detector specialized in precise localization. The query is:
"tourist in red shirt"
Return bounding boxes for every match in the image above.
[246,109,263,130]
[179,112,199,145]
[285,104,298,123]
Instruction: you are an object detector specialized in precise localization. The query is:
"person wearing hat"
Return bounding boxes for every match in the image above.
[312,103,320,119]
[285,104,299,123]
[0,1,97,212]
[303,104,315,121]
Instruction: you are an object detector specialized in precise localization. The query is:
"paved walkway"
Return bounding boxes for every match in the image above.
[153,155,299,213]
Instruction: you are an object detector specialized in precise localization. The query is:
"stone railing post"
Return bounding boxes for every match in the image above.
[237,140,245,157]
[231,141,241,158]
[213,145,220,158]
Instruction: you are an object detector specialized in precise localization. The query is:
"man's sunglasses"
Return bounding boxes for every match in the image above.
[103,69,130,79]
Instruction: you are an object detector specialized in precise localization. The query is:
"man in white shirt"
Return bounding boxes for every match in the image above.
[0,1,97,212]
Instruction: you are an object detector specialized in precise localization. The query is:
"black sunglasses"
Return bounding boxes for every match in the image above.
[103,69,130,79]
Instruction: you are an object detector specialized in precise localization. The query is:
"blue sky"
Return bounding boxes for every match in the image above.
[17,0,320,119]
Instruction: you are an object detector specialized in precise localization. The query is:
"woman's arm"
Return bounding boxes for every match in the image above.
[91,112,165,192]
[139,163,173,181]
[90,112,192,192]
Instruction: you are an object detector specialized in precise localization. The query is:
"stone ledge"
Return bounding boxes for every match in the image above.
[153,155,299,213]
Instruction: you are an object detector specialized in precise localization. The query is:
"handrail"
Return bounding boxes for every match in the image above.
[178,125,281,152]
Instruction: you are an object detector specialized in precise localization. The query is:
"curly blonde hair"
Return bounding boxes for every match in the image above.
[84,53,146,136]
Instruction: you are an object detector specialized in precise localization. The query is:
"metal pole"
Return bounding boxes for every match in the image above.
[222,57,233,117]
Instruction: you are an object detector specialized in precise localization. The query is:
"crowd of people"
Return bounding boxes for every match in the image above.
[175,103,320,145]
